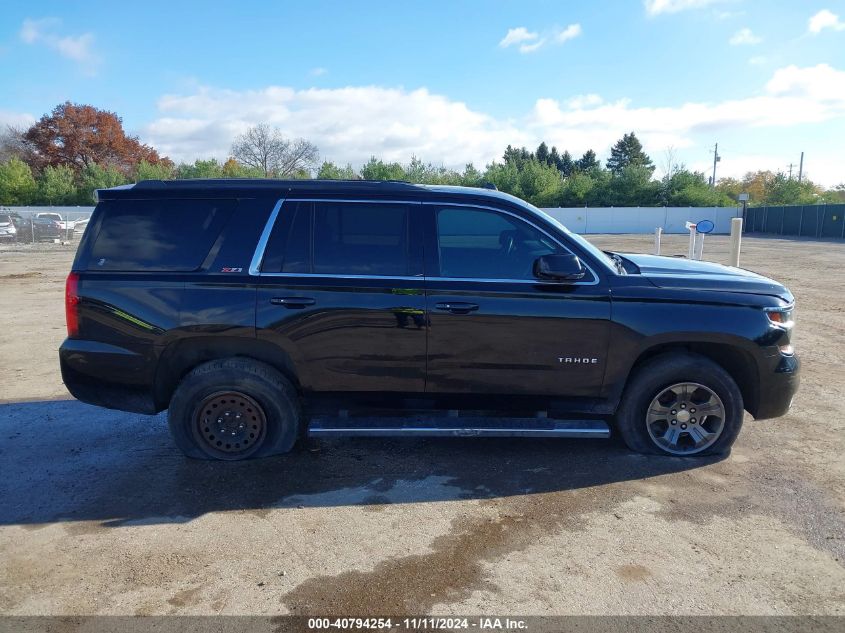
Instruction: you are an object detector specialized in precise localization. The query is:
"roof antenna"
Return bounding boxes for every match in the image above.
[481,182,498,190]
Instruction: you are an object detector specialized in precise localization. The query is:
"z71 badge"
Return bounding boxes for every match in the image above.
[220,267,243,273]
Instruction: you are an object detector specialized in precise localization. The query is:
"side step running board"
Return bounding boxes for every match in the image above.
[308,417,610,439]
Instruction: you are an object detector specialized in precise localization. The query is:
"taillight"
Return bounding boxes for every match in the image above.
[65,272,80,338]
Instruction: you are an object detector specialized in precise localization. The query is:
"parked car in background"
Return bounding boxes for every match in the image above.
[73,216,90,235]
[14,216,62,242]
[0,213,18,242]
[35,212,75,232]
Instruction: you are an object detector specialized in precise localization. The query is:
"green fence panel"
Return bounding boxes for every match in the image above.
[764,206,784,233]
[820,204,845,238]
[800,206,820,237]
[744,207,757,233]
[781,206,802,235]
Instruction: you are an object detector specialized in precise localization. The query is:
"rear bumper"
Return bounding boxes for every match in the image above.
[59,338,159,414]
[754,353,800,420]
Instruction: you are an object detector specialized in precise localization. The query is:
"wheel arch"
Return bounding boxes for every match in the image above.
[153,336,300,411]
[624,340,761,417]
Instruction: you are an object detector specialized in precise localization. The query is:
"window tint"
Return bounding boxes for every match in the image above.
[261,202,311,273]
[88,199,235,271]
[313,202,409,276]
[436,207,562,279]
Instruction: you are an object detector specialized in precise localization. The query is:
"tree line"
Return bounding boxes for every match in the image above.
[1,102,842,208]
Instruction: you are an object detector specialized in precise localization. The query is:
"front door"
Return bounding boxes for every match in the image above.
[255,199,426,393]
[424,204,611,397]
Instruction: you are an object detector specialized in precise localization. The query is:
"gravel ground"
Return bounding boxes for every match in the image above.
[0,234,843,616]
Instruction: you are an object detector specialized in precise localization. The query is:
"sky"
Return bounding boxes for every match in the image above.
[2,0,845,186]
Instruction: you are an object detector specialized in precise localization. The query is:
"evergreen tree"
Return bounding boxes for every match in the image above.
[503,145,521,164]
[575,149,599,172]
[535,142,550,166]
[549,146,562,171]
[560,150,574,177]
[606,132,654,175]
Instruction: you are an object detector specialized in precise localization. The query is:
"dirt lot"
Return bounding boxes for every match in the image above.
[0,234,843,616]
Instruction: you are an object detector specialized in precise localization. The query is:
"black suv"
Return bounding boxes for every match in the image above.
[60,180,799,460]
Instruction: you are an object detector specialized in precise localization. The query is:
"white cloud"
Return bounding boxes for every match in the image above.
[310,67,328,76]
[765,63,845,102]
[808,9,845,34]
[556,23,582,43]
[0,109,36,131]
[142,64,845,186]
[566,94,603,109]
[644,0,729,17]
[144,86,526,167]
[688,151,843,189]
[748,55,767,66]
[729,27,762,45]
[501,24,580,53]
[499,27,539,48]
[518,39,546,54]
[19,17,99,73]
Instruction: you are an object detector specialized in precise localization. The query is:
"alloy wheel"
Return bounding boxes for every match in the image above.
[645,382,726,455]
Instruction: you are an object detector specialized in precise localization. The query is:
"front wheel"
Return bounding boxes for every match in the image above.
[168,358,301,460]
[615,353,744,456]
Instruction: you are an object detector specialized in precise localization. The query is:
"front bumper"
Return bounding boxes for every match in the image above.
[754,353,800,420]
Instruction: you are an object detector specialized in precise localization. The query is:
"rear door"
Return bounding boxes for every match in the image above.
[423,203,611,397]
[255,198,427,393]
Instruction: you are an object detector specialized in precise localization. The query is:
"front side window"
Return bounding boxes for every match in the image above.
[436,207,563,279]
[312,202,410,276]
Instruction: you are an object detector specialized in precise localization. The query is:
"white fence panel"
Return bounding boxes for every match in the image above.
[3,205,741,235]
[541,207,740,234]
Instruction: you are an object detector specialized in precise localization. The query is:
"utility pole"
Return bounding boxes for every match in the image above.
[798,151,804,183]
[788,163,794,179]
[711,143,720,188]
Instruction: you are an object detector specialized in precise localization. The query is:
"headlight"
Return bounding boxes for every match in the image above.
[765,305,794,329]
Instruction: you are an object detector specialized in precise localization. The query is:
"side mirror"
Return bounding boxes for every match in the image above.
[533,254,586,282]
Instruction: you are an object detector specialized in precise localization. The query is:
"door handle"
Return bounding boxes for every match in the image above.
[270,297,316,308]
[435,302,479,314]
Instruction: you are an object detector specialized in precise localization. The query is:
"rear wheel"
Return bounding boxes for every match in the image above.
[615,353,744,456]
[168,358,300,460]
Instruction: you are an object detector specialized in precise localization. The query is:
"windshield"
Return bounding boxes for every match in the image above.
[0,215,11,224]
[519,201,619,275]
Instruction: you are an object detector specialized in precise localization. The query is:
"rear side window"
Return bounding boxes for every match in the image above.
[87,199,235,271]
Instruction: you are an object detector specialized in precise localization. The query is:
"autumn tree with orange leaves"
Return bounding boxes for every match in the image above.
[22,102,170,176]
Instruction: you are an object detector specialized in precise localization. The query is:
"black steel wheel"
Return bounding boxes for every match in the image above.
[168,358,301,460]
[192,391,268,458]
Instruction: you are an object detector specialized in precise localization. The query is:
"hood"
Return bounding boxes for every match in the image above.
[618,252,792,301]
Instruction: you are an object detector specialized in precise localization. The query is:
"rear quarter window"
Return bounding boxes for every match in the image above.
[87,198,235,271]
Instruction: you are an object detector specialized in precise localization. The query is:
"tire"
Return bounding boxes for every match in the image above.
[167,357,301,460]
[615,352,744,456]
